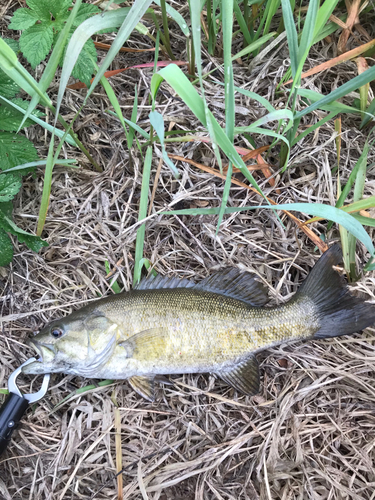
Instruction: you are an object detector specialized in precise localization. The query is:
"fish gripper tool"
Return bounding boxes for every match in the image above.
[0,358,50,456]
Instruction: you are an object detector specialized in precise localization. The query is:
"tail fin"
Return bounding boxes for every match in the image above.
[296,244,375,339]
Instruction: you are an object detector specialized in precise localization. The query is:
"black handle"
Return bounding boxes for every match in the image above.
[0,393,29,456]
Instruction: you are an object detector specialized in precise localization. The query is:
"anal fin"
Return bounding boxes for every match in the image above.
[128,375,155,402]
[216,356,260,395]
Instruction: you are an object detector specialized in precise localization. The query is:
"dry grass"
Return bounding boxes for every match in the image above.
[1,3,375,499]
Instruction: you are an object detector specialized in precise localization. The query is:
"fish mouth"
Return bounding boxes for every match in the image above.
[28,340,56,364]
[22,340,57,375]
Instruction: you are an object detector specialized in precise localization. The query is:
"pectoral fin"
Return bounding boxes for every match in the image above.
[216,356,260,395]
[120,327,170,360]
[128,375,155,402]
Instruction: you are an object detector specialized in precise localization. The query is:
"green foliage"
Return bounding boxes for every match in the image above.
[0,97,44,131]
[0,39,21,98]
[0,60,47,265]
[0,228,13,266]
[9,0,101,87]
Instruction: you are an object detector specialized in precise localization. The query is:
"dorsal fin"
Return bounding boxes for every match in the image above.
[135,274,194,290]
[135,269,268,306]
[194,268,269,306]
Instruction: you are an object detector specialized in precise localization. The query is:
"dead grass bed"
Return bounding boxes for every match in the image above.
[1,2,375,499]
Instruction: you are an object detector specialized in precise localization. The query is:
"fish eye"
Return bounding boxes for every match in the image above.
[51,327,64,339]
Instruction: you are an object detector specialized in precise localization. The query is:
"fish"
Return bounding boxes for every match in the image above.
[23,244,375,401]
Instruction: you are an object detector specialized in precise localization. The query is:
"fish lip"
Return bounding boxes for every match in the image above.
[28,339,55,362]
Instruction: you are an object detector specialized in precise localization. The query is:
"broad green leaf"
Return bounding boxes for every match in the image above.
[0,132,38,171]
[72,4,101,27]
[0,214,47,252]
[9,8,39,30]
[0,98,44,131]
[0,69,20,99]
[27,0,70,20]
[0,201,12,218]
[0,174,22,202]
[0,228,13,266]
[19,0,83,128]
[51,0,73,18]
[19,23,54,68]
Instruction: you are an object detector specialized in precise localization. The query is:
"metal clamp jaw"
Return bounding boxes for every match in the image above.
[0,358,50,456]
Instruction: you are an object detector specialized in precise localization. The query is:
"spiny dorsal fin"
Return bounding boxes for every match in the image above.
[194,268,269,306]
[216,356,260,395]
[135,274,194,290]
[128,375,155,401]
[135,268,268,307]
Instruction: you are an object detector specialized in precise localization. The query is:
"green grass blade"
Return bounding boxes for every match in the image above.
[233,1,252,46]
[190,0,222,171]
[84,1,153,105]
[297,88,362,115]
[352,214,375,227]
[56,7,131,119]
[217,0,235,233]
[297,0,318,71]
[0,37,51,106]
[232,33,277,60]
[133,146,152,285]
[152,0,189,36]
[106,110,150,139]
[0,95,77,145]
[159,0,174,59]
[1,159,77,173]
[292,110,339,146]
[295,65,375,120]
[348,138,369,279]
[281,0,299,78]
[361,97,375,128]
[105,261,122,293]
[149,110,179,177]
[313,0,340,41]
[151,64,265,194]
[163,202,375,259]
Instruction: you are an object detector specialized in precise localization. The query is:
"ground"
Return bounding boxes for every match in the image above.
[1,1,375,500]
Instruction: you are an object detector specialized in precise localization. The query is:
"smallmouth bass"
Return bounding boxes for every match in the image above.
[23,245,375,401]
